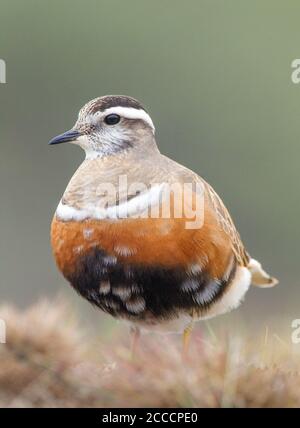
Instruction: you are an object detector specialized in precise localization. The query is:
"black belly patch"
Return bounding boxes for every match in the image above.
[66,248,236,323]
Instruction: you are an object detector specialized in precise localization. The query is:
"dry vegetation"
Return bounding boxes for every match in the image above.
[0,300,299,408]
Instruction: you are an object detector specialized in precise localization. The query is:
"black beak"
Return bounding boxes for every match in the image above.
[48,129,82,145]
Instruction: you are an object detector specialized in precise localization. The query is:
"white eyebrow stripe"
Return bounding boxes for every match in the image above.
[102,107,155,131]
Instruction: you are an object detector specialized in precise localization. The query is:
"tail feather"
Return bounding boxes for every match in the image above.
[248,258,278,288]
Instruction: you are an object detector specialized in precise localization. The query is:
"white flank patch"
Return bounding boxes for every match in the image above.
[56,184,164,221]
[203,267,251,319]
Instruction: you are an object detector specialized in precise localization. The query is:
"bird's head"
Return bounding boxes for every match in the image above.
[49,95,156,159]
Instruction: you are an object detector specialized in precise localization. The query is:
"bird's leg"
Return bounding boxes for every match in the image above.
[130,325,141,360]
[182,315,195,361]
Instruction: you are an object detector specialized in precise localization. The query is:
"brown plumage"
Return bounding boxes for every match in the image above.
[49,95,277,342]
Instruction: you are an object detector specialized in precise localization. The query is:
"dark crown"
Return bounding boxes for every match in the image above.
[86,95,146,115]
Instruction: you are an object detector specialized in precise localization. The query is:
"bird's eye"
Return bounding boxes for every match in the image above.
[104,114,121,125]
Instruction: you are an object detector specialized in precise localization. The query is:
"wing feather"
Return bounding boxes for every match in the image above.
[202,179,249,266]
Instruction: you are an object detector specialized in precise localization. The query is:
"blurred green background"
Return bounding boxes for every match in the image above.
[0,0,299,333]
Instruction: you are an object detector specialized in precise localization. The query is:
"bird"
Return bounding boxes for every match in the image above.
[49,95,278,355]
